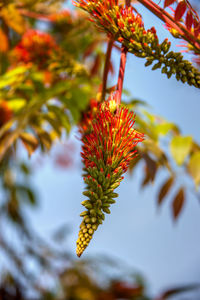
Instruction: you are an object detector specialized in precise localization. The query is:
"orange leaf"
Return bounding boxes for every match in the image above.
[175,1,187,21]
[143,153,157,181]
[1,4,27,34]
[20,132,39,157]
[172,187,185,220]
[185,10,194,31]
[164,0,176,8]
[0,101,12,127]
[0,28,9,52]
[158,176,174,206]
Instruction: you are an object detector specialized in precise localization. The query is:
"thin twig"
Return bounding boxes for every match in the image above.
[101,38,114,101]
[116,46,127,106]
[115,0,130,105]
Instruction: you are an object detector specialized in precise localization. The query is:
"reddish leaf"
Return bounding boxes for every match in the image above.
[175,1,187,21]
[0,101,12,127]
[172,187,185,220]
[159,284,200,299]
[164,0,176,8]
[83,40,99,58]
[90,54,101,76]
[185,10,194,31]
[141,169,152,187]
[158,176,174,206]
[193,19,200,38]
[143,153,157,181]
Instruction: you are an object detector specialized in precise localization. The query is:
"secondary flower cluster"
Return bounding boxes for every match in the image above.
[12,30,58,68]
[76,96,144,257]
[74,0,200,88]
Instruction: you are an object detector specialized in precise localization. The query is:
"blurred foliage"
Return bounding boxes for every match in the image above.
[1,250,200,299]
[0,0,200,298]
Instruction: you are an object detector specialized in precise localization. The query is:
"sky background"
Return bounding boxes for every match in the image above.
[24,1,200,297]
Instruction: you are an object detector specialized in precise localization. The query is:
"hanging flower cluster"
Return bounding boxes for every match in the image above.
[73,0,200,88]
[12,30,58,68]
[76,95,144,257]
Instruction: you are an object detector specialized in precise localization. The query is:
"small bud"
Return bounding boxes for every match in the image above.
[80,211,88,217]
[103,207,111,214]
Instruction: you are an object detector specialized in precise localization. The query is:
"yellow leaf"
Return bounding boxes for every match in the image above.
[170,136,192,166]
[9,99,26,112]
[20,132,39,157]
[1,4,27,34]
[188,151,200,187]
[155,122,175,136]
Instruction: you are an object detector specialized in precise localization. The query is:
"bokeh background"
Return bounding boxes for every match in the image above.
[0,0,200,299]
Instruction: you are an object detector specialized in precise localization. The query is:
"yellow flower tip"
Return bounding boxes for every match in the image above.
[108,99,117,113]
[76,228,92,257]
[76,242,88,257]
[76,248,83,257]
[96,92,102,102]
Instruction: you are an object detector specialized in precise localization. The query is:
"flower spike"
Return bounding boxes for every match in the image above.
[73,0,200,88]
[76,95,144,257]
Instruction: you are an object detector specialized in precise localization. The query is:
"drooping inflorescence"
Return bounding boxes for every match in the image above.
[76,96,144,257]
[73,0,200,88]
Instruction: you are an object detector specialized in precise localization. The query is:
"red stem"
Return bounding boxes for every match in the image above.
[18,9,49,21]
[116,45,127,106]
[115,0,130,106]
[136,0,200,51]
[101,38,114,101]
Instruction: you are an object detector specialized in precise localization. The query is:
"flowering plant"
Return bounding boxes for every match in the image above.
[72,0,200,255]
[0,0,200,263]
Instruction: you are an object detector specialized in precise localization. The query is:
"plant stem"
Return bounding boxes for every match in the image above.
[101,39,114,101]
[116,45,127,106]
[115,0,130,106]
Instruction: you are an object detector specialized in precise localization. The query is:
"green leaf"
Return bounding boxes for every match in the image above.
[20,163,31,175]
[170,136,193,166]
[142,109,156,123]
[43,114,62,137]
[32,127,52,151]
[47,105,71,134]
[188,151,200,187]
[0,66,27,89]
